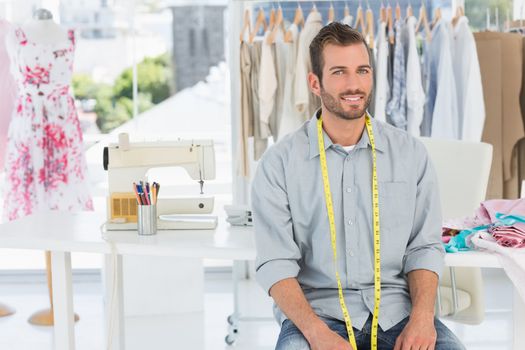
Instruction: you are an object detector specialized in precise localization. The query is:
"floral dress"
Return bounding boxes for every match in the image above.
[2,27,93,222]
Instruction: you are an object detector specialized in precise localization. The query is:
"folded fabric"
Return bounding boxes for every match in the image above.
[471,231,525,304]
[443,199,525,249]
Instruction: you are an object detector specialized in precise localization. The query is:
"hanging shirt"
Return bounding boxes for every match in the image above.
[403,16,425,137]
[386,20,407,130]
[294,11,323,122]
[239,40,253,177]
[250,40,268,160]
[277,23,303,140]
[421,19,459,139]
[453,16,485,142]
[258,31,276,142]
[374,21,389,123]
[271,29,286,139]
[0,20,16,172]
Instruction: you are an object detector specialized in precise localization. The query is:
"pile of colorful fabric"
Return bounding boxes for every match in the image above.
[442,198,525,253]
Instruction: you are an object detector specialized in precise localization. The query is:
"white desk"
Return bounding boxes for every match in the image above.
[0,211,523,349]
[0,211,255,350]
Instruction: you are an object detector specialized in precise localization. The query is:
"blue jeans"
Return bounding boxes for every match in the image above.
[275,314,465,350]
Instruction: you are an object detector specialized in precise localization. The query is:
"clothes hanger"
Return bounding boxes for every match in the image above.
[380,1,386,23]
[452,5,464,27]
[415,1,431,42]
[406,1,413,19]
[268,6,276,31]
[431,6,442,29]
[328,2,335,23]
[366,1,375,49]
[249,7,267,43]
[267,5,285,44]
[354,1,366,34]
[344,2,350,17]
[285,3,304,42]
[239,9,251,42]
[387,1,394,44]
[395,1,401,21]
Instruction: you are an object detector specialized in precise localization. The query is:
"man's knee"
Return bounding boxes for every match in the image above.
[434,319,466,350]
[275,320,311,350]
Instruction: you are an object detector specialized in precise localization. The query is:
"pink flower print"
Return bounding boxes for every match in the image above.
[44,124,69,149]
[23,65,51,86]
[15,28,27,45]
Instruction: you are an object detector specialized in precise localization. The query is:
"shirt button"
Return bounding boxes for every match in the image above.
[349,250,354,257]
[346,187,352,193]
[348,220,353,225]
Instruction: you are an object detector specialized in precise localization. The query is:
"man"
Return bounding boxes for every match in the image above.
[251,23,465,350]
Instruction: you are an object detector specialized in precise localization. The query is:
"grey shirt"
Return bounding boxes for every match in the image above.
[252,111,444,332]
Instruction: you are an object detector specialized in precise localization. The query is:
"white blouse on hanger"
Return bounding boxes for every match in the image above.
[404,16,425,136]
[258,30,277,140]
[374,21,389,123]
[422,19,459,140]
[277,23,303,140]
[453,16,485,142]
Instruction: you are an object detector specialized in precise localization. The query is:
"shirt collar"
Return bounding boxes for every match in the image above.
[308,110,386,159]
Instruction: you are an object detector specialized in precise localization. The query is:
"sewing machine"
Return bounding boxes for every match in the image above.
[103,133,218,230]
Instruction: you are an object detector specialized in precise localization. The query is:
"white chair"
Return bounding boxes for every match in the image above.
[419,137,493,325]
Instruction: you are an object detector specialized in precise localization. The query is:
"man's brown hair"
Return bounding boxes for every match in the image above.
[309,22,371,83]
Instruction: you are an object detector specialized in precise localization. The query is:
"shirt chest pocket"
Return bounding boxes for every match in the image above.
[378,181,410,229]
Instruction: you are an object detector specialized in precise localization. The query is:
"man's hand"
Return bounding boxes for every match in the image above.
[393,315,437,350]
[308,326,354,350]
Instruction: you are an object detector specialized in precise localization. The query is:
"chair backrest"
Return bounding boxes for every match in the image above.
[419,137,493,325]
[419,138,493,219]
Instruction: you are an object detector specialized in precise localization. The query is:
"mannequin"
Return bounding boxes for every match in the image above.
[21,8,68,45]
[3,8,91,326]
[0,18,17,319]
[0,19,16,172]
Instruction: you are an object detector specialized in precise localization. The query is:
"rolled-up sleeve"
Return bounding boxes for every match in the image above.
[403,141,445,278]
[251,149,301,294]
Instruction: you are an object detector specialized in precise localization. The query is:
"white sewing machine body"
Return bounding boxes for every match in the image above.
[103,134,218,230]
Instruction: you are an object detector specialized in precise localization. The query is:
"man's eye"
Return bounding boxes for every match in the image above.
[333,70,343,75]
[358,69,370,74]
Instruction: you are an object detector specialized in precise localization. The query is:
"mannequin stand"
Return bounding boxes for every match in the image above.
[0,303,15,317]
[28,251,79,326]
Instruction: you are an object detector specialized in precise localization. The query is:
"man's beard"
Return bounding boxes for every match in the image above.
[320,86,372,121]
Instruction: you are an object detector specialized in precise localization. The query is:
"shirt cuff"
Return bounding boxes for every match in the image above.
[403,247,445,280]
[256,259,301,295]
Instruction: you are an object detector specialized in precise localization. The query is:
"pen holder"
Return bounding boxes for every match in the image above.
[137,205,157,235]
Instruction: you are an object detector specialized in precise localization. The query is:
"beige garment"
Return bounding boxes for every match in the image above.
[250,40,267,160]
[271,30,286,139]
[475,32,524,199]
[277,23,303,140]
[258,31,277,141]
[293,11,322,121]
[239,41,253,177]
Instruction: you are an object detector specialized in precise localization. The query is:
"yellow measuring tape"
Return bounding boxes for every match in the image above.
[317,115,381,350]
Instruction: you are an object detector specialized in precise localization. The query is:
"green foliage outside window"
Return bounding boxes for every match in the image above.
[72,52,174,133]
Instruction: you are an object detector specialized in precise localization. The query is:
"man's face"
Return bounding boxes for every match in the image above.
[310,43,373,121]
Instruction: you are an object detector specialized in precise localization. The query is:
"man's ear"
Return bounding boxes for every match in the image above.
[308,72,321,97]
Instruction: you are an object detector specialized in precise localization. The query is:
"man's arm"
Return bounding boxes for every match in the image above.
[394,141,445,350]
[270,278,353,350]
[394,269,438,350]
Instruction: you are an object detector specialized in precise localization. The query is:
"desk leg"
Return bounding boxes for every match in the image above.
[513,288,525,349]
[51,251,75,350]
[104,254,125,350]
